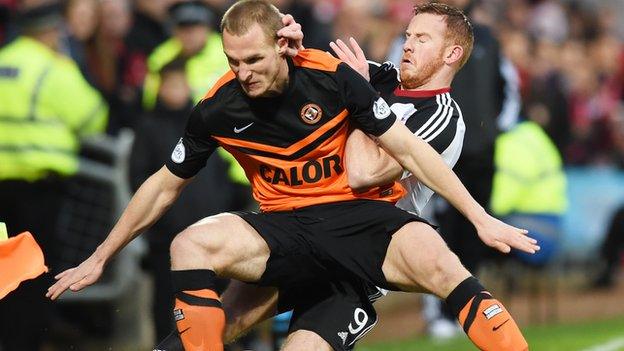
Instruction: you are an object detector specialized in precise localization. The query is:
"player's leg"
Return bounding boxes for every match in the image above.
[282,330,332,351]
[169,212,270,351]
[382,221,528,351]
[152,281,279,350]
[222,280,279,343]
[277,278,378,351]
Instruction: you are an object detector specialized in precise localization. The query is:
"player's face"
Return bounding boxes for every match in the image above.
[400,13,448,89]
[223,24,286,98]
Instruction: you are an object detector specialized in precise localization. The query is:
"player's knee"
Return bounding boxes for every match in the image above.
[426,249,469,296]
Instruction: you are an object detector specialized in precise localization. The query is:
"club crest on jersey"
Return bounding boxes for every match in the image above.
[300,103,323,124]
[373,97,391,120]
[171,138,185,164]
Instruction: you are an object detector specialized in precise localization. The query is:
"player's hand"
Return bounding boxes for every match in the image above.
[475,216,540,254]
[278,13,304,57]
[46,253,105,300]
[329,38,370,81]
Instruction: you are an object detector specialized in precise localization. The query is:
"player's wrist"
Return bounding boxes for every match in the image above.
[466,205,489,229]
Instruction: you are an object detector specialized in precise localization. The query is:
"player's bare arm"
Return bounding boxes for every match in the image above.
[46,166,192,300]
[377,120,539,254]
[331,37,404,190]
[345,128,402,191]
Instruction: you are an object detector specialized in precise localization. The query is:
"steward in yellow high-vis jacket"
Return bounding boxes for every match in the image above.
[0,33,107,181]
[0,3,107,350]
[142,1,228,111]
[491,119,567,266]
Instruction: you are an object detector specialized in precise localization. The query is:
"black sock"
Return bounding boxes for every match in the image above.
[445,276,486,318]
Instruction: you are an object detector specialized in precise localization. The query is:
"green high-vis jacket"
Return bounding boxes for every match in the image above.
[0,37,108,181]
[142,32,229,110]
[491,121,567,216]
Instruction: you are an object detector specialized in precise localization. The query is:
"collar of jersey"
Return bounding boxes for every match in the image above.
[393,87,451,98]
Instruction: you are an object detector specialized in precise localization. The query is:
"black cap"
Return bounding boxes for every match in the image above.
[168,1,213,27]
[17,2,63,31]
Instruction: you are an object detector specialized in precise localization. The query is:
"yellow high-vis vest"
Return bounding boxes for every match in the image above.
[491,121,567,216]
[142,32,229,110]
[0,37,108,181]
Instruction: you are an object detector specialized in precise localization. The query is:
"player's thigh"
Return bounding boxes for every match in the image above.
[382,221,470,297]
[222,280,278,343]
[170,212,270,281]
[282,330,332,351]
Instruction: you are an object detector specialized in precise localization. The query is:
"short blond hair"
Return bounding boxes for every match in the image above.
[221,0,282,44]
[415,3,474,68]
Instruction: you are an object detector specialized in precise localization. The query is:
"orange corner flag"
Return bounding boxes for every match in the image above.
[0,232,48,299]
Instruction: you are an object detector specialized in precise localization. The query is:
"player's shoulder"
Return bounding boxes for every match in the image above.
[197,70,245,118]
[292,49,341,72]
[202,70,237,100]
[403,90,462,135]
[368,60,399,77]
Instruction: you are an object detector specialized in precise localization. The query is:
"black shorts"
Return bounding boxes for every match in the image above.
[235,199,427,291]
[278,278,382,351]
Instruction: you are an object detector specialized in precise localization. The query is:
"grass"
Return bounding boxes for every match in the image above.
[358,315,624,351]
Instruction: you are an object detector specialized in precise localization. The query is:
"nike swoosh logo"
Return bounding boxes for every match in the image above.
[234,122,254,133]
[179,327,191,335]
[493,319,510,331]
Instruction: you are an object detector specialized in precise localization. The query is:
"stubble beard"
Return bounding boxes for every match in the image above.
[400,51,445,90]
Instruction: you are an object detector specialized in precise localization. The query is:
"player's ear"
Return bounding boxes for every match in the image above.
[277,37,289,55]
[445,45,464,66]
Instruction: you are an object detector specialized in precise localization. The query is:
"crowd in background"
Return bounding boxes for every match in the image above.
[1,0,624,349]
[1,0,623,167]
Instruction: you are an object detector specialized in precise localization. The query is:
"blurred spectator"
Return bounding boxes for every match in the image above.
[490,104,568,267]
[142,0,227,111]
[592,204,624,289]
[0,1,107,349]
[332,0,396,62]
[130,57,252,345]
[84,0,138,134]
[271,0,333,52]
[528,0,568,44]
[122,0,170,111]
[60,0,98,82]
[125,0,170,57]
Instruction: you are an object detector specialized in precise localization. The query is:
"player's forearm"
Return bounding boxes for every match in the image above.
[346,129,402,190]
[94,167,186,263]
[379,122,488,224]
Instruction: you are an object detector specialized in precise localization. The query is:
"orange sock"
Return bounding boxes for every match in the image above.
[174,288,225,351]
[457,292,528,351]
[447,277,528,351]
[171,269,225,351]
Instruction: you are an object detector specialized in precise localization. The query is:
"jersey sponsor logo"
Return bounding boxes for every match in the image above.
[234,122,254,133]
[171,138,186,164]
[373,97,391,120]
[259,155,343,186]
[300,103,323,124]
[483,304,503,319]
